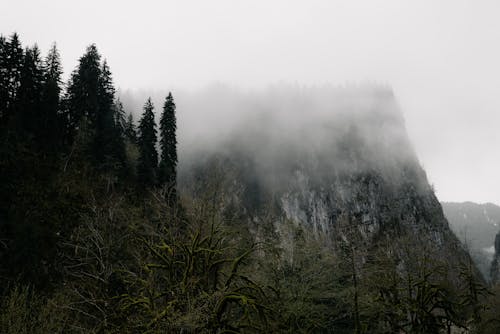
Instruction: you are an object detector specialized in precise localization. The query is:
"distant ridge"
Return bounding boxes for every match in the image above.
[442,201,500,280]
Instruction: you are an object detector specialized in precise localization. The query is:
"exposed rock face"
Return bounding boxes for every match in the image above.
[179,85,467,268]
[491,232,500,284]
[279,166,450,248]
[442,202,500,280]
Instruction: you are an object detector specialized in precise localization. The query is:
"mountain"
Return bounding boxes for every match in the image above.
[179,84,470,278]
[442,201,500,280]
[175,85,486,331]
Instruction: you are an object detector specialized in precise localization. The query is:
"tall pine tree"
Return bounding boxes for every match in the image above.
[113,98,126,136]
[65,44,101,142]
[123,112,137,144]
[158,92,178,202]
[40,43,63,150]
[0,33,24,125]
[17,45,44,135]
[93,60,126,172]
[0,35,7,125]
[137,98,158,187]
[65,45,125,172]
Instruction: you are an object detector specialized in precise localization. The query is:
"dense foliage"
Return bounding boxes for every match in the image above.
[0,33,499,333]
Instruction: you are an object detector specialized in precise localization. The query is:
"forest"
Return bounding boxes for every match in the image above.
[1,32,500,333]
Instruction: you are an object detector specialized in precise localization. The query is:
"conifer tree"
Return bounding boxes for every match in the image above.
[137,98,158,187]
[5,33,24,103]
[17,45,44,134]
[40,43,63,150]
[158,92,178,202]
[113,98,126,135]
[124,112,137,143]
[65,45,125,172]
[65,44,101,139]
[0,35,8,125]
[0,33,24,124]
[93,60,126,171]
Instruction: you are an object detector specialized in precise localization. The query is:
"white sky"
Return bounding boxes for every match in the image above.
[1,0,499,204]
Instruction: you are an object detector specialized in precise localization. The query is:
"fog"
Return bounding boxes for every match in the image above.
[1,0,500,204]
[120,84,424,195]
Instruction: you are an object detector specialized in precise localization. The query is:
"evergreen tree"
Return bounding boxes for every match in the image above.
[113,98,126,136]
[0,33,24,125]
[5,33,24,103]
[17,45,44,135]
[93,60,126,171]
[65,45,125,172]
[40,43,63,150]
[0,35,7,125]
[124,112,137,143]
[65,44,101,140]
[158,92,178,202]
[137,98,158,187]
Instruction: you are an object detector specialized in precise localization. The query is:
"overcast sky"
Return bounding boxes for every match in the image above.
[1,0,499,205]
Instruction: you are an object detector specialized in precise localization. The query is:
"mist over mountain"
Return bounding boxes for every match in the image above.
[117,84,470,273]
[111,84,496,332]
[120,84,418,180]
[170,85,465,267]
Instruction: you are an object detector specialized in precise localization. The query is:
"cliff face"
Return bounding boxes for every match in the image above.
[179,85,466,267]
[279,165,450,248]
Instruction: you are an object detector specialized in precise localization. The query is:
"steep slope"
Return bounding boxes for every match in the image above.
[178,85,468,272]
[442,202,500,280]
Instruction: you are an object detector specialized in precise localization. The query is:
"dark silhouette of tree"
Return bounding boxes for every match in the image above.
[64,45,125,173]
[16,45,44,135]
[123,112,137,144]
[137,98,158,187]
[158,92,177,202]
[113,98,126,135]
[65,44,101,142]
[6,33,24,98]
[92,60,126,172]
[0,33,24,125]
[0,35,8,125]
[39,43,63,151]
